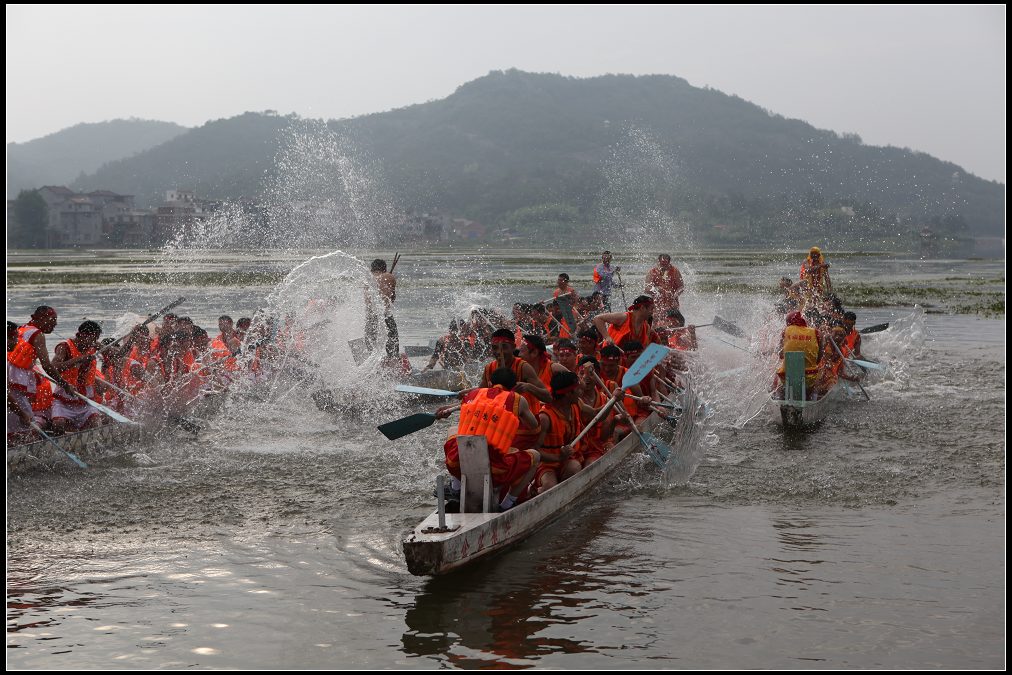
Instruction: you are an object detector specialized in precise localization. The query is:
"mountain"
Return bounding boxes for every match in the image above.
[58,71,1007,243]
[7,119,188,198]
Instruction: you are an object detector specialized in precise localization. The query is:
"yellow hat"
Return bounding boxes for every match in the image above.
[810,246,821,254]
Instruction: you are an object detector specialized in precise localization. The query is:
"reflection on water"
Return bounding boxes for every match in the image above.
[397,504,626,668]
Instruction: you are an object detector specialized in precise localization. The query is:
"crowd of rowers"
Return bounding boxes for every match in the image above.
[6,308,278,445]
[422,253,693,373]
[773,245,869,400]
[420,252,699,512]
[425,247,873,511]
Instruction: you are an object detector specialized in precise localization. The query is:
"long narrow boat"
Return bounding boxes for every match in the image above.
[770,379,849,429]
[769,352,862,429]
[403,412,663,576]
[6,393,227,474]
[7,423,143,473]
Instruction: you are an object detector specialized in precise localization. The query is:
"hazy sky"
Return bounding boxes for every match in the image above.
[6,5,1006,182]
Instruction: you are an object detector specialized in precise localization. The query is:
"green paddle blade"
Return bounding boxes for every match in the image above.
[713,316,748,339]
[859,323,889,334]
[848,357,885,371]
[622,343,670,389]
[640,431,672,468]
[378,413,438,440]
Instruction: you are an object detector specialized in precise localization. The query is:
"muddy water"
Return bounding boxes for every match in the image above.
[6,250,1005,668]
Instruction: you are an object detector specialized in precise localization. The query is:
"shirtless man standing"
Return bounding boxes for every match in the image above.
[365,258,399,359]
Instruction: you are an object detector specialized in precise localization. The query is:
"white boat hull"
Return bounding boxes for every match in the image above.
[403,414,662,576]
[770,379,855,429]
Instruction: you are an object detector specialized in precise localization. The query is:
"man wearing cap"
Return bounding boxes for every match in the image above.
[592,251,620,311]
[800,246,832,296]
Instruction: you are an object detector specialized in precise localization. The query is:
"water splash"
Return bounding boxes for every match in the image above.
[268,120,398,249]
[858,306,928,392]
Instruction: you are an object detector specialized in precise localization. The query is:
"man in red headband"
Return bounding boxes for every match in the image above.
[553,339,579,373]
[479,329,551,450]
[8,307,77,438]
[517,333,568,393]
[533,370,601,493]
[592,294,658,349]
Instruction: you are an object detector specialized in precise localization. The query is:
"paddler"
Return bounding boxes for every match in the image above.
[435,367,541,512]
[774,311,822,400]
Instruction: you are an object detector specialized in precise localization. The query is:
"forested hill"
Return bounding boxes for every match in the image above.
[69,70,1003,243]
[7,119,187,198]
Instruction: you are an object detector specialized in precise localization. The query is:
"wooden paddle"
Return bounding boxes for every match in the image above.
[590,369,671,468]
[97,296,186,355]
[348,337,369,365]
[829,338,870,401]
[378,412,439,440]
[34,367,140,425]
[712,316,747,339]
[621,343,671,389]
[395,384,460,397]
[847,357,885,372]
[28,421,88,469]
[554,295,580,333]
[615,270,628,308]
[859,323,889,334]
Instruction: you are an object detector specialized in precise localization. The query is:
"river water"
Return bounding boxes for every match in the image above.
[6,249,1005,668]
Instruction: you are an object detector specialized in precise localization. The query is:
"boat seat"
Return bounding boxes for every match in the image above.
[784,351,806,402]
[457,435,494,513]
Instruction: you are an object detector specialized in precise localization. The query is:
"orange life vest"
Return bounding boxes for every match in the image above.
[800,258,827,292]
[603,365,628,392]
[579,388,609,454]
[625,371,654,418]
[545,316,572,339]
[484,357,539,413]
[31,377,53,412]
[56,339,100,402]
[844,329,859,355]
[668,330,696,351]
[456,386,521,456]
[607,312,651,348]
[211,335,238,371]
[778,326,820,377]
[540,403,583,451]
[483,357,525,386]
[533,357,553,390]
[121,345,148,394]
[8,326,38,369]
